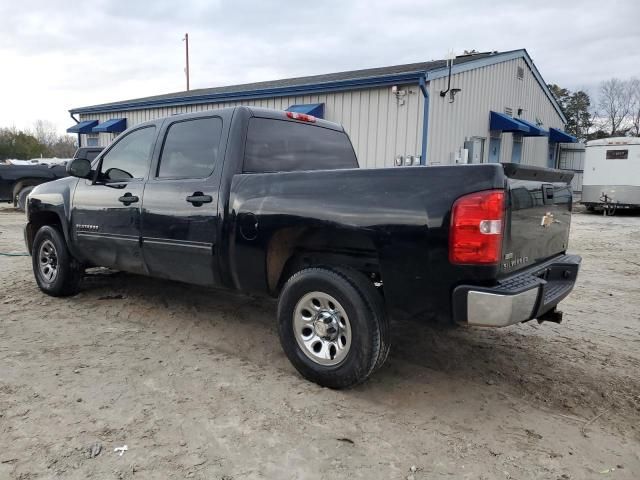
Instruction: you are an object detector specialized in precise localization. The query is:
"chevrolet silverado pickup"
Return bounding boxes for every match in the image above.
[24,107,581,388]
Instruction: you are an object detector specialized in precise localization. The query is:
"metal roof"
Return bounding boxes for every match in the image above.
[70,49,565,122]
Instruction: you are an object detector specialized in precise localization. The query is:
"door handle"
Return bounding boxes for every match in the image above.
[542,184,554,205]
[118,192,139,205]
[186,192,213,207]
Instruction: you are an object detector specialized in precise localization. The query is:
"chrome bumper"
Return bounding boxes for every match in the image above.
[466,288,539,327]
[452,254,582,328]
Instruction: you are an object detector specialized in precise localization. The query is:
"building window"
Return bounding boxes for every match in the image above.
[86,134,99,147]
[517,66,524,80]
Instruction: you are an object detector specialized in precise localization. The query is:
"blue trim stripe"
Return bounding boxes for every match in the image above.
[71,72,425,115]
[419,75,429,165]
[69,49,566,125]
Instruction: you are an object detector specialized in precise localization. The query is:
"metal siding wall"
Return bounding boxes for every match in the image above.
[426,57,564,167]
[79,85,424,168]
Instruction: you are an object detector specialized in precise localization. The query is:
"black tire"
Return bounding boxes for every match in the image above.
[332,266,390,373]
[16,186,34,211]
[277,267,388,389]
[32,225,82,296]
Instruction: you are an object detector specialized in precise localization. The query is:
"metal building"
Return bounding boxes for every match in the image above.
[68,48,577,168]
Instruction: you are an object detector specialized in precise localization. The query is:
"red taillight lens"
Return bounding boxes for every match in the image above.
[286,111,316,123]
[449,190,505,264]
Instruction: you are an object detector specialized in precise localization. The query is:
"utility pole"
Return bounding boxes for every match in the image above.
[183,33,190,91]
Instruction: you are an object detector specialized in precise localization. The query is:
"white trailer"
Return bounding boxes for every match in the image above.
[582,137,640,214]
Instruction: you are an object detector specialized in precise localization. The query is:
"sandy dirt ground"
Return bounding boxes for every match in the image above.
[0,205,639,479]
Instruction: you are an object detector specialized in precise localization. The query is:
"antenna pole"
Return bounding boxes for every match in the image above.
[184,33,190,91]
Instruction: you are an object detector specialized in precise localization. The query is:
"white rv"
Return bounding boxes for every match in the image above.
[582,137,640,213]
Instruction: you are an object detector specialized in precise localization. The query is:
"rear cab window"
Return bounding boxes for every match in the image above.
[243,118,358,173]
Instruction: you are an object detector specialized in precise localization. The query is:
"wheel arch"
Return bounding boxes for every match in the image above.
[25,210,65,254]
[266,226,381,295]
[12,178,47,204]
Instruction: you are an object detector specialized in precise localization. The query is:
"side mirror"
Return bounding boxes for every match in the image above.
[66,157,92,179]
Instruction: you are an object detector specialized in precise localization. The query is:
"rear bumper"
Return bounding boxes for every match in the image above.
[452,254,581,327]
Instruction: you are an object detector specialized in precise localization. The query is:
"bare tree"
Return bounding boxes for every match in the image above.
[598,78,632,136]
[630,77,640,137]
[49,135,77,158]
[32,120,59,148]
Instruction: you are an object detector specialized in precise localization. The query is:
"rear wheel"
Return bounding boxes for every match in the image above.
[277,267,389,389]
[32,226,82,296]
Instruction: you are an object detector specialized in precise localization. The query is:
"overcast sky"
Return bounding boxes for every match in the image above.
[1,0,638,133]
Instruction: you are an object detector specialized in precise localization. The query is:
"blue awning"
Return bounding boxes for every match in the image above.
[490,111,530,133]
[549,128,577,143]
[286,103,324,118]
[514,118,548,137]
[66,120,98,134]
[92,118,127,133]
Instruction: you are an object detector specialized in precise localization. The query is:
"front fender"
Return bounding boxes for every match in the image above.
[26,177,81,257]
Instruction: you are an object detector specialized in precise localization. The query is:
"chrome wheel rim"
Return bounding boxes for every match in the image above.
[293,291,352,366]
[38,239,58,283]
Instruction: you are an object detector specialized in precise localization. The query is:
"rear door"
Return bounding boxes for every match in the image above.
[71,125,158,273]
[140,115,227,286]
[500,164,574,276]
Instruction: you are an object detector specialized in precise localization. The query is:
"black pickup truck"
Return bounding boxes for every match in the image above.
[25,107,581,388]
[1,147,102,210]
[0,163,67,210]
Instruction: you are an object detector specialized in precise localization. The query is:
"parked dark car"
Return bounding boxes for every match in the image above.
[24,107,581,388]
[0,147,102,210]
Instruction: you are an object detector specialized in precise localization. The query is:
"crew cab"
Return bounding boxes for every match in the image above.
[24,107,581,388]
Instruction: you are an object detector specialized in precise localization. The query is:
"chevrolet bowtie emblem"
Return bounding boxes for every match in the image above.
[541,212,556,228]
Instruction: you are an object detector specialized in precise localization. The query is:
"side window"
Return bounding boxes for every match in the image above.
[157,117,223,178]
[99,126,156,181]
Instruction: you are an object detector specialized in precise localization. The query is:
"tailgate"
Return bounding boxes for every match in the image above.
[500,163,574,277]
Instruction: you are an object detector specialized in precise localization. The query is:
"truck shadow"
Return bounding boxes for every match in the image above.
[81,270,637,427]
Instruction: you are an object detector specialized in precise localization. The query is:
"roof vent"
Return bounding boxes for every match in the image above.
[456,50,497,58]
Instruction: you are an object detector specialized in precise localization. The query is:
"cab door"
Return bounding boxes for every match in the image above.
[140,115,226,286]
[71,125,158,273]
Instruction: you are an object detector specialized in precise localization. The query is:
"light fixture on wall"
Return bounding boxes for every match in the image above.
[439,52,462,103]
[391,85,407,105]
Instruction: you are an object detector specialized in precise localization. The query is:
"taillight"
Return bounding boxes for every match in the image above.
[286,111,316,123]
[449,190,505,264]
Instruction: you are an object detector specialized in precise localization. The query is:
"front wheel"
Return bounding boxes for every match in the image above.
[277,267,389,389]
[32,225,83,296]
